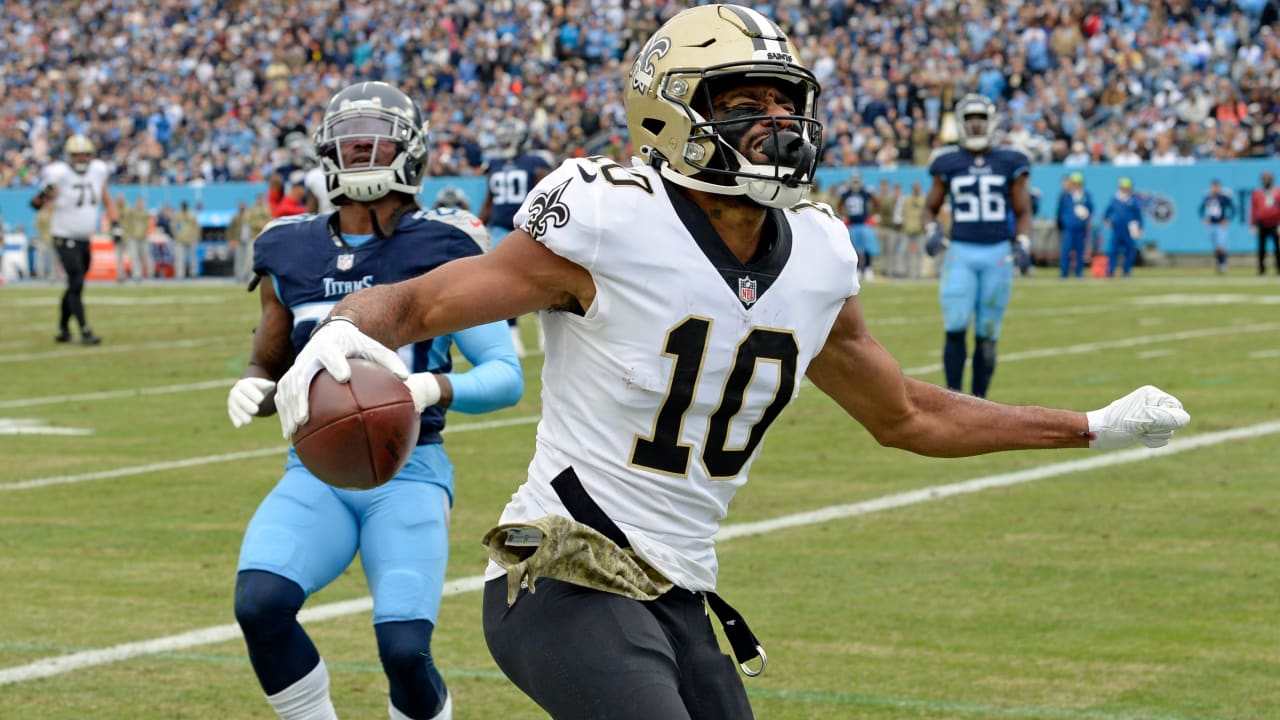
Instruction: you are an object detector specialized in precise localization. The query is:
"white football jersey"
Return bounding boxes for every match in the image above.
[420,207,491,252]
[303,166,334,214]
[488,157,860,591]
[41,159,111,238]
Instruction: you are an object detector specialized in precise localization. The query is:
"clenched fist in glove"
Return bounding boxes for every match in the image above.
[227,377,277,428]
[1086,385,1190,451]
[1012,233,1032,274]
[275,316,409,439]
[924,222,949,257]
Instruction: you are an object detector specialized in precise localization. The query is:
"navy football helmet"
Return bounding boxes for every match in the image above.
[491,118,529,160]
[313,82,429,203]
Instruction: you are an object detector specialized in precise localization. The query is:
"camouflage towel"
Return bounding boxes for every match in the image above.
[482,514,674,605]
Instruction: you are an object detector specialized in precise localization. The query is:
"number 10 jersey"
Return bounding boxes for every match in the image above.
[491,157,860,591]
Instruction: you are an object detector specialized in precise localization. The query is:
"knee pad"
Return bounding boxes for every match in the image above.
[234,570,305,638]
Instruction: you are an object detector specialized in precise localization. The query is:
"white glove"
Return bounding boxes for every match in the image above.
[1086,385,1190,451]
[1015,233,1031,254]
[405,372,442,413]
[227,377,277,428]
[275,317,409,439]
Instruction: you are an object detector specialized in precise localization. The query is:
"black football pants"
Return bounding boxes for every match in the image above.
[483,577,754,720]
[54,236,91,332]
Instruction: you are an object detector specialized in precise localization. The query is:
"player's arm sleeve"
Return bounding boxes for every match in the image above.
[1009,149,1032,179]
[443,320,524,414]
[512,158,604,268]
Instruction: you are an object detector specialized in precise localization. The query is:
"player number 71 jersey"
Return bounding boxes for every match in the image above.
[494,156,859,591]
[41,159,111,238]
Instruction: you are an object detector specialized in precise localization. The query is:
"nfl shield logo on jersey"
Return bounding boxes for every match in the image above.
[738,276,758,306]
[336,253,354,271]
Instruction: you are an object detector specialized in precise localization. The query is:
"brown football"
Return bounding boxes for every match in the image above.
[291,359,420,490]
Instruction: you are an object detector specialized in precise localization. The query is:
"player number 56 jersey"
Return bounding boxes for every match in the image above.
[928,145,1029,244]
[493,156,860,591]
[41,159,111,238]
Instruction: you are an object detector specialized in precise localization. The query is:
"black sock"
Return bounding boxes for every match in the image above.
[971,337,997,398]
[943,331,967,392]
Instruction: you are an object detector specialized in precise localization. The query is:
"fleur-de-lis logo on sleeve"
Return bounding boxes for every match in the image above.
[521,178,572,240]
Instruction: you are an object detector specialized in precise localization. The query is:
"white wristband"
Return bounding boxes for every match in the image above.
[405,372,442,413]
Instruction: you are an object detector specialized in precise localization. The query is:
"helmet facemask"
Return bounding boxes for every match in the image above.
[492,119,529,160]
[65,135,95,173]
[954,94,997,153]
[314,104,428,203]
[681,72,822,208]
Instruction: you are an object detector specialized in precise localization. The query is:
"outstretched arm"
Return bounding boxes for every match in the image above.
[274,231,593,436]
[807,295,1090,456]
[807,296,1188,455]
[331,229,592,349]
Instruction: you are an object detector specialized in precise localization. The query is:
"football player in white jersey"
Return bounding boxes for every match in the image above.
[32,134,116,344]
[302,163,334,214]
[273,6,1191,718]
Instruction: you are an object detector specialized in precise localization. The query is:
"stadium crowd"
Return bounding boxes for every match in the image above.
[1,0,1278,189]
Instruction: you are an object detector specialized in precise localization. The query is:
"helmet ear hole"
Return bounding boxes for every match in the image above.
[641,118,666,136]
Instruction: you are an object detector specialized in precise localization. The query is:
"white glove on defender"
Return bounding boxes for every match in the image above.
[1086,385,1190,451]
[275,318,409,439]
[227,377,277,428]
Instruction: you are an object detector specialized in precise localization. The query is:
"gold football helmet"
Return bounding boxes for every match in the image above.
[625,4,822,208]
[64,134,96,173]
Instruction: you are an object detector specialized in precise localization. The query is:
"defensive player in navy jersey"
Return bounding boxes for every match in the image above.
[225,82,523,720]
[479,118,554,355]
[274,9,1187,719]
[1199,178,1235,274]
[839,172,879,279]
[923,93,1033,399]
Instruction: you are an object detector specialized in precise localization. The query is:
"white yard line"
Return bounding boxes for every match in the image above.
[0,379,235,409]
[0,416,542,492]
[0,337,239,364]
[1,418,1274,686]
[5,322,1276,409]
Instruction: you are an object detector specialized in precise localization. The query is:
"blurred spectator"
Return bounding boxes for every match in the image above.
[898,180,927,280]
[268,173,309,218]
[1249,170,1280,274]
[119,196,153,281]
[0,0,1276,186]
[172,201,201,279]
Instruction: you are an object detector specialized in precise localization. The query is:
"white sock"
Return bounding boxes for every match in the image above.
[389,692,451,720]
[265,659,339,720]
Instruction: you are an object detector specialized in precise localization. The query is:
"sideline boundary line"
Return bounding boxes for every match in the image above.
[2,419,1276,686]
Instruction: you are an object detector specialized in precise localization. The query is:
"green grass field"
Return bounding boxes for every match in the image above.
[2,269,1278,719]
